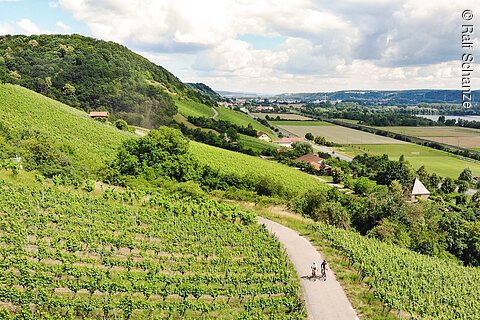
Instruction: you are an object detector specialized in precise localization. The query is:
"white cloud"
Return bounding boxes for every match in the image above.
[57,0,480,92]
[55,21,70,33]
[17,18,48,35]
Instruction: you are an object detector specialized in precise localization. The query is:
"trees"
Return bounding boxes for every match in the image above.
[441,177,455,194]
[305,132,314,141]
[331,167,344,184]
[458,168,473,183]
[290,142,313,157]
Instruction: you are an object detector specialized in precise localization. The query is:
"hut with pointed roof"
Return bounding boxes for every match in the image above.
[411,178,430,201]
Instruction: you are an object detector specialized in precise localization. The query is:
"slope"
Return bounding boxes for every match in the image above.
[0,83,134,173]
[0,34,215,129]
[189,141,325,194]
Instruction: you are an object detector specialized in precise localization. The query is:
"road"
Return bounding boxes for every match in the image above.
[258,217,359,320]
[310,143,352,162]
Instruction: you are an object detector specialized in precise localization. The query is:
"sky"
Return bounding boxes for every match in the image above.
[0,0,479,94]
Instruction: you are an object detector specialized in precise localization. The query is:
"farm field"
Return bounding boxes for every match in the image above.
[253,113,313,120]
[274,122,406,145]
[215,107,275,137]
[174,97,214,118]
[270,120,333,126]
[190,141,326,194]
[0,84,134,171]
[0,182,304,319]
[335,143,480,177]
[376,126,480,149]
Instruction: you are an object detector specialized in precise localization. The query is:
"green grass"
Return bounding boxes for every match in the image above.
[174,97,214,118]
[215,107,275,137]
[189,141,326,194]
[336,143,480,178]
[270,120,333,126]
[0,84,134,171]
[238,134,280,153]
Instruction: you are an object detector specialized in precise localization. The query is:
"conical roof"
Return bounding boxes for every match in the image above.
[412,178,430,195]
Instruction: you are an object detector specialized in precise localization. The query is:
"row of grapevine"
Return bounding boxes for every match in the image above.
[313,223,480,319]
[0,181,305,319]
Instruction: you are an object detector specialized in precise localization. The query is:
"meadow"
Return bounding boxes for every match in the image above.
[215,107,275,137]
[189,141,326,194]
[335,143,480,177]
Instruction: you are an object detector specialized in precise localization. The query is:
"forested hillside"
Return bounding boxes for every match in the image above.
[0,34,215,128]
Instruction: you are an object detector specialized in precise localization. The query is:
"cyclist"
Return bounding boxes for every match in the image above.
[311,261,318,278]
[320,260,327,278]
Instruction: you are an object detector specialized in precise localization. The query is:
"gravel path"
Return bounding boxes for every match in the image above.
[258,217,359,320]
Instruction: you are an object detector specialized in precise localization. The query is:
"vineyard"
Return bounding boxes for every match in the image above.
[0,181,305,319]
[215,107,275,138]
[0,84,134,171]
[189,141,326,194]
[314,223,480,319]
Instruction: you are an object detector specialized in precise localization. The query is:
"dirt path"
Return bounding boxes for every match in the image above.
[211,107,219,118]
[258,217,358,320]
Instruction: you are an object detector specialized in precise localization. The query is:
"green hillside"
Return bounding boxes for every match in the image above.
[216,107,275,137]
[0,175,304,319]
[174,96,215,118]
[0,84,133,174]
[187,82,221,101]
[189,141,325,194]
[0,34,215,128]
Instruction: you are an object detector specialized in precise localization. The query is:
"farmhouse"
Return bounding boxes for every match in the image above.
[294,154,324,170]
[257,131,272,142]
[89,111,109,119]
[411,178,430,201]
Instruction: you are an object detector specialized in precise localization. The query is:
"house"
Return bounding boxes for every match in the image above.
[294,154,324,171]
[257,131,272,142]
[89,111,109,119]
[411,178,430,201]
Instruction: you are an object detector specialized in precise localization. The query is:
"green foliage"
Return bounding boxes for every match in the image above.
[441,177,455,194]
[0,182,304,318]
[305,132,314,140]
[114,119,129,131]
[458,167,473,182]
[0,84,133,177]
[314,222,480,318]
[0,34,215,128]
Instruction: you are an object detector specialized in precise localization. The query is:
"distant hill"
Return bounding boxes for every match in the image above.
[0,34,215,128]
[186,82,221,101]
[275,89,480,105]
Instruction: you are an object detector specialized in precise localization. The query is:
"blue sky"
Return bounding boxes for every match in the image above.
[0,0,90,35]
[1,0,479,93]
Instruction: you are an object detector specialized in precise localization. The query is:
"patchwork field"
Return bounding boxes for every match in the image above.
[253,113,313,120]
[376,126,480,149]
[274,122,406,145]
[335,144,480,178]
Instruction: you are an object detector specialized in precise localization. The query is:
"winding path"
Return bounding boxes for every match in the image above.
[211,107,219,118]
[258,217,358,320]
